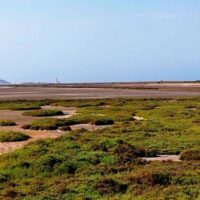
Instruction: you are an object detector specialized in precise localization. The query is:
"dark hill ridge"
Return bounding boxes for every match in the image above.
[0,79,10,85]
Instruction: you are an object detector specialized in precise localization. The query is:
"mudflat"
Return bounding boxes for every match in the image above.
[0,83,200,100]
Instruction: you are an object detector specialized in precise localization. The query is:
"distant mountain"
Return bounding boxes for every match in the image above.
[0,79,10,85]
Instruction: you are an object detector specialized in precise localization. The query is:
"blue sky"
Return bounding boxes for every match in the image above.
[0,1,200,83]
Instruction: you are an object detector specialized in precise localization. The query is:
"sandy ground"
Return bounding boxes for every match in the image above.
[0,85,200,100]
[0,106,77,127]
[0,106,77,155]
[0,130,60,155]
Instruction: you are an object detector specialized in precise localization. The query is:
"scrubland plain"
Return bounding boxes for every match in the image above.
[0,96,199,199]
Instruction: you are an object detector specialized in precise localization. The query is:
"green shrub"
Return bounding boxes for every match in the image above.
[0,131,30,142]
[0,120,16,126]
[180,149,200,161]
[23,109,64,117]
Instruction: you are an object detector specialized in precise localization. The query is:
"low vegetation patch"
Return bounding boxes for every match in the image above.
[129,171,172,186]
[22,118,82,130]
[0,102,41,110]
[180,149,200,161]
[114,141,145,164]
[23,116,115,130]
[95,178,128,195]
[22,118,69,130]
[33,154,63,172]
[0,120,16,126]
[23,109,64,117]
[0,131,30,142]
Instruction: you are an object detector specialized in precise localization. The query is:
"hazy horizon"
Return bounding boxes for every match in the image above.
[2,80,200,85]
[1,1,200,83]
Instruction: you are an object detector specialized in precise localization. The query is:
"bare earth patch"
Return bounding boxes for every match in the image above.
[142,155,181,162]
[133,116,145,121]
[0,106,77,155]
[70,124,111,131]
[0,126,64,155]
[0,129,60,155]
[41,106,76,118]
[0,141,29,155]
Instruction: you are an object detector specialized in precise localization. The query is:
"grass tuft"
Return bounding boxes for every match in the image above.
[0,120,16,126]
[0,131,30,142]
[23,109,64,117]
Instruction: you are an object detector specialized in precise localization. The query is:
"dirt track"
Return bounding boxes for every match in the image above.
[0,85,200,100]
